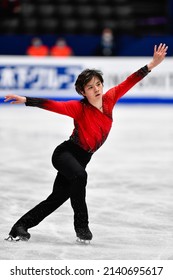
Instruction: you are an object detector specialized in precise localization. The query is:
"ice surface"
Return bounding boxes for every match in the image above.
[0,104,173,260]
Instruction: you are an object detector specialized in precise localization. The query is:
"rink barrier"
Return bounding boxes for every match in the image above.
[1,97,173,105]
[0,56,173,105]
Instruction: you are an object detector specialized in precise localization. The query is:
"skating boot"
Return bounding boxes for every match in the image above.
[5,225,31,242]
[75,226,93,244]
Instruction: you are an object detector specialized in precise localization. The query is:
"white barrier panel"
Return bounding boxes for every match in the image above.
[0,56,173,102]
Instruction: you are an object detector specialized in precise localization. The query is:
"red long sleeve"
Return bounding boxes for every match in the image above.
[25,66,150,153]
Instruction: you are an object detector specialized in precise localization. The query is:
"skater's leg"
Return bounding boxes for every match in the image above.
[69,169,89,228]
[68,169,93,241]
[9,172,70,238]
[52,146,92,238]
[8,140,92,240]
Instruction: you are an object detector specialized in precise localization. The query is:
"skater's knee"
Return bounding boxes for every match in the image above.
[72,170,87,187]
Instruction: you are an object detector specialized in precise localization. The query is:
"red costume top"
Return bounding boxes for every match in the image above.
[26,66,150,153]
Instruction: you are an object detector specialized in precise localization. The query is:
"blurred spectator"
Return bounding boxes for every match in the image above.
[50,38,73,57]
[94,28,117,56]
[26,37,49,57]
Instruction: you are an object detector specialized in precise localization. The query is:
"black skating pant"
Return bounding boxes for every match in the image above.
[12,140,92,231]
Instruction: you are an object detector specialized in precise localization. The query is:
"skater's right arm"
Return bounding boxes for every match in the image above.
[4,94,82,119]
[4,94,26,104]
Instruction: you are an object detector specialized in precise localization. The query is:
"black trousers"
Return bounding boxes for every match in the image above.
[14,140,92,230]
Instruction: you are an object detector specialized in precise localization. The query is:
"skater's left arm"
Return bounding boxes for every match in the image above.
[147,43,168,71]
[106,43,168,103]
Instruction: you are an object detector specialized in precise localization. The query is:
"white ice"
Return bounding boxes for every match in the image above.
[0,104,173,260]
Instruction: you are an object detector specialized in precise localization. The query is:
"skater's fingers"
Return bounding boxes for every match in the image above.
[156,43,168,54]
[4,95,26,104]
[4,95,17,102]
[4,97,13,102]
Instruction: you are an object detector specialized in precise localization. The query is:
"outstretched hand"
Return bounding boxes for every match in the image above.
[4,94,26,104]
[147,43,168,71]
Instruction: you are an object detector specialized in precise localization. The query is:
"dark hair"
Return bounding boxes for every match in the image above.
[75,69,104,95]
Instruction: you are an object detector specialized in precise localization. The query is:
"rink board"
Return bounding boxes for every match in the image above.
[0,56,173,104]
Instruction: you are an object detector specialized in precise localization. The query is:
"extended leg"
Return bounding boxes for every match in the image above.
[8,172,70,239]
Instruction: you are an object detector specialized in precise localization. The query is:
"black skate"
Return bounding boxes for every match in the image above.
[5,225,31,242]
[75,227,93,244]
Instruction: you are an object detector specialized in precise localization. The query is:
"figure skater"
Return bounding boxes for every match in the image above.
[4,43,168,243]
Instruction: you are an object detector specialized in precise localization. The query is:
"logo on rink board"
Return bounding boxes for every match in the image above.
[0,60,173,102]
[0,65,82,90]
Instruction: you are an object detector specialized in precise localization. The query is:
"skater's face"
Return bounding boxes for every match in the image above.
[82,76,103,103]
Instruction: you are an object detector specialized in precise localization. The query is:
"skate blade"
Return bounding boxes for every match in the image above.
[4,235,29,242]
[76,237,91,245]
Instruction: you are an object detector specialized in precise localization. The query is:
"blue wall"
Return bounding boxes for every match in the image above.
[0,34,173,56]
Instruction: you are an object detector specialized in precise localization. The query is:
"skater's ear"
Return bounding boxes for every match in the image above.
[81,91,86,96]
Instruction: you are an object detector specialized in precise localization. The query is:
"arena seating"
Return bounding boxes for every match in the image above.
[0,0,168,35]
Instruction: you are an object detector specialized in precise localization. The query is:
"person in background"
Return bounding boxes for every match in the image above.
[50,38,73,57]
[26,37,49,57]
[94,27,117,56]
